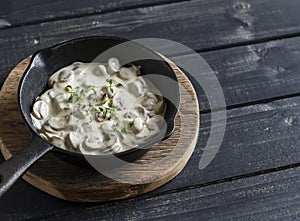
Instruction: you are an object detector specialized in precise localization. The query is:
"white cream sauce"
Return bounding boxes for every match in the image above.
[31,58,166,155]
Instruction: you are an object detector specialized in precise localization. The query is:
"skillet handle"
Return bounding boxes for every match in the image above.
[0,135,53,197]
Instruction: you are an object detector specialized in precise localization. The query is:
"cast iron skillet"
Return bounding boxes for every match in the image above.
[0,36,180,197]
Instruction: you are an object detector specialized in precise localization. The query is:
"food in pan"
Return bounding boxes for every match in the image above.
[31,58,166,155]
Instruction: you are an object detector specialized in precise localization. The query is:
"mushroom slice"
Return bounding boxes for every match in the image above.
[32,100,49,119]
[127,78,147,97]
[118,133,136,147]
[142,94,158,111]
[39,133,48,141]
[56,102,72,115]
[66,131,82,150]
[124,111,138,119]
[47,117,66,130]
[95,112,105,122]
[48,90,56,99]
[83,136,103,150]
[113,97,124,110]
[101,121,115,133]
[73,67,82,75]
[107,57,120,74]
[136,127,151,138]
[130,64,141,75]
[54,94,73,115]
[39,91,52,104]
[65,114,76,125]
[108,142,122,153]
[118,67,137,80]
[58,69,74,82]
[43,130,59,140]
[31,114,42,131]
[73,108,86,120]
[54,94,70,112]
[134,105,148,121]
[43,125,57,134]
[50,136,65,149]
[79,123,94,134]
[48,73,58,87]
[154,99,166,115]
[132,117,144,133]
[132,116,166,139]
[53,81,69,92]
[103,133,117,150]
[94,64,108,76]
[148,115,166,133]
[73,62,83,67]
[88,93,102,103]
[54,93,68,103]
[71,63,83,74]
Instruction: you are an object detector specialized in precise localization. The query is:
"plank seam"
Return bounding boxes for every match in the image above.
[200,92,300,114]
[195,32,300,54]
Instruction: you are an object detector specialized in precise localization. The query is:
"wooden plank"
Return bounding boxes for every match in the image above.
[1,0,300,98]
[2,34,300,111]
[1,11,300,197]
[2,36,300,202]
[1,94,300,214]
[1,0,300,35]
[174,37,300,111]
[1,165,299,220]
[0,0,300,216]
[156,94,300,192]
[1,0,300,49]
[0,0,179,28]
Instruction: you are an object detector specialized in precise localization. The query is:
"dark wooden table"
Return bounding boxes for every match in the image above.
[1,0,300,220]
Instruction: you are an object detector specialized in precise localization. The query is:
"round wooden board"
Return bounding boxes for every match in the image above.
[0,56,199,202]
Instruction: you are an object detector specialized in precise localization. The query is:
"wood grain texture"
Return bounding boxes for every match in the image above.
[0,0,300,219]
[1,166,299,220]
[2,27,300,203]
[2,41,300,201]
[1,70,300,216]
[176,38,300,112]
[0,0,181,28]
[86,167,300,221]
[155,95,300,192]
[1,0,300,46]
[0,56,199,202]
[2,0,300,88]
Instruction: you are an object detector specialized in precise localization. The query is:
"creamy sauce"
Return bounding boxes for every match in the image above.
[31,58,166,155]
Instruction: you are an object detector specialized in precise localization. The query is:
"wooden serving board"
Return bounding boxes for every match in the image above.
[0,55,199,202]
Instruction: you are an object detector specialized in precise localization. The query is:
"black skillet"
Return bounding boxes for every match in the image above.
[0,36,180,197]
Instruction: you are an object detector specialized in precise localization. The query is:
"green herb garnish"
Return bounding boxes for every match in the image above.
[65,79,124,122]
[121,127,128,134]
[116,83,123,88]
